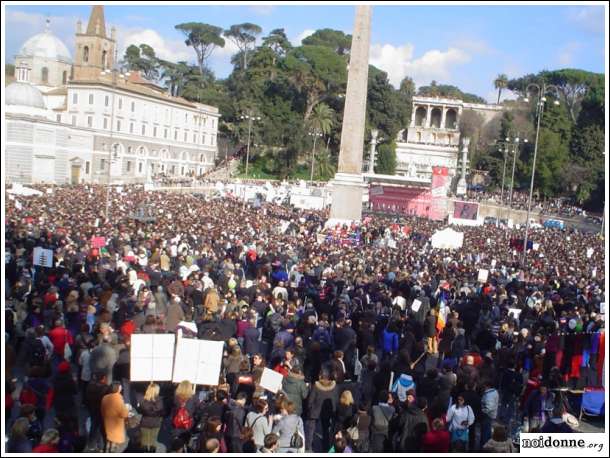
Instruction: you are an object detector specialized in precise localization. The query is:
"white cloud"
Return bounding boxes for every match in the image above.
[557,42,581,66]
[569,7,604,33]
[293,29,315,46]
[369,42,471,88]
[5,9,82,58]
[213,36,241,59]
[248,6,275,16]
[119,27,192,62]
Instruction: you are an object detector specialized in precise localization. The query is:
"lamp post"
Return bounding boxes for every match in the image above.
[308,130,323,183]
[240,112,261,177]
[369,129,379,173]
[507,135,528,209]
[521,82,560,266]
[100,68,128,220]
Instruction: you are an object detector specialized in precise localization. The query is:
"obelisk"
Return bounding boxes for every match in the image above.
[328,5,372,224]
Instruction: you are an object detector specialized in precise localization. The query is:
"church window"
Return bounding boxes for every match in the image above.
[126,161,132,172]
[164,129,168,139]
[139,162,143,173]
[72,116,76,126]
[87,116,93,127]
[130,122,134,133]
[103,118,108,129]
[141,124,146,136]
[102,50,107,69]
[184,131,187,142]
[153,126,157,137]
[62,71,67,84]
[86,162,90,174]
[105,95,109,106]
[118,98,123,110]
[83,46,89,63]
[117,120,121,132]
[56,114,61,123]
[131,102,135,112]
[72,93,78,104]
[89,94,94,104]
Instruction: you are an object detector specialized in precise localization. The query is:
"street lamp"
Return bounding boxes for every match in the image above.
[521,82,560,266]
[507,135,528,209]
[368,129,380,173]
[240,112,261,177]
[308,130,323,183]
[100,68,128,220]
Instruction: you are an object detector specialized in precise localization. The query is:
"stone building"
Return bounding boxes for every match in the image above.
[394,96,503,182]
[5,5,219,185]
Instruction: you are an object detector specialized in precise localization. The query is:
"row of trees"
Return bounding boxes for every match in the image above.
[119,23,603,209]
[473,69,604,210]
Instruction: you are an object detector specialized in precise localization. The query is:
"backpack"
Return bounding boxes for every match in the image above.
[173,403,194,430]
[19,387,38,406]
[30,338,47,366]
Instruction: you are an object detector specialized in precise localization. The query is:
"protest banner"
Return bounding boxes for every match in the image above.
[508,308,522,318]
[411,299,422,313]
[33,247,53,267]
[172,338,224,386]
[259,368,284,394]
[478,269,489,283]
[130,334,175,382]
[91,236,106,249]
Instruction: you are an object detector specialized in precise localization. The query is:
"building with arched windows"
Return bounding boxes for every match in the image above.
[394,96,503,182]
[5,5,219,185]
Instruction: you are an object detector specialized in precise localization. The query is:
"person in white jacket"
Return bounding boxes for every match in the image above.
[446,395,475,448]
[480,382,500,448]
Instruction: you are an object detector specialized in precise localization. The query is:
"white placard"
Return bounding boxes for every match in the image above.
[411,299,422,313]
[9,195,15,200]
[600,303,605,314]
[33,247,53,267]
[46,188,53,194]
[172,339,224,386]
[586,248,594,259]
[478,269,489,283]
[491,259,497,269]
[15,200,22,210]
[387,239,397,249]
[508,308,522,318]
[130,334,176,381]
[177,321,197,334]
[259,367,284,394]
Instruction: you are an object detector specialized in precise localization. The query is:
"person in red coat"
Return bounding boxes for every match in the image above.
[421,418,450,453]
[48,319,74,367]
[32,428,60,452]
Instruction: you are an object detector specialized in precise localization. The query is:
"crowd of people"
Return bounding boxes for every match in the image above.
[465,190,590,219]
[4,183,605,453]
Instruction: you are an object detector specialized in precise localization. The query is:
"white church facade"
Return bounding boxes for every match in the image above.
[5,6,219,185]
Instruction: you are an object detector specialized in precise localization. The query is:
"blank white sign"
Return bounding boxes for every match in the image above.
[172,338,224,386]
[411,299,422,313]
[259,368,284,394]
[130,334,176,382]
[478,269,489,283]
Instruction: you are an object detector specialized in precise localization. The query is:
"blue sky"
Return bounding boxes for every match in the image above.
[4,2,606,103]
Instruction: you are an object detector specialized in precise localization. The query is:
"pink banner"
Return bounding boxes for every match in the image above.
[91,236,106,249]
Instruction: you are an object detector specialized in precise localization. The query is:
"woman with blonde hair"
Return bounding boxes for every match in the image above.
[7,417,33,452]
[32,428,60,453]
[335,390,356,434]
[172,380,196,440]
[137,383,164,452]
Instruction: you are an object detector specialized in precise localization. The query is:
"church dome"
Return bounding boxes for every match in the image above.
[18,29,72,64]
[5,82,46,109]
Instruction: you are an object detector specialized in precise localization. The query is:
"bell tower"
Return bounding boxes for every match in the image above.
[73,5,116,80]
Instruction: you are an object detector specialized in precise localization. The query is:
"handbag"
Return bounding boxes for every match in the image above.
[126,412,142,429]
[290,423,304,449]
[64,342,72,361]
[347,415,360,441]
